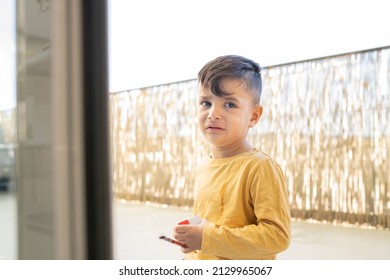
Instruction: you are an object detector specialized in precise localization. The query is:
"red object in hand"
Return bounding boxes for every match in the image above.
[159,216,201,248]
[178,215,201,225]
[159,235,188,248]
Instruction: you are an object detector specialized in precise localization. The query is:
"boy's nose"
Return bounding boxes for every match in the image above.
[208,106,221,120]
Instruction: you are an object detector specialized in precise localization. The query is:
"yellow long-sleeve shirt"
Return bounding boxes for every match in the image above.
[185,150,291,260]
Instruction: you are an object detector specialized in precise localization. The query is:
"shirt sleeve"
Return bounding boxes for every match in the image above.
[200,159,291,259]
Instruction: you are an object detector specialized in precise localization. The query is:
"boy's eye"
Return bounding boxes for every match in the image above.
[224,102,236,108]
[200,101,211,107]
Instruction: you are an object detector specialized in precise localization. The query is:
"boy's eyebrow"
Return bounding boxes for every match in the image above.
[198,94,210,100]
[198,94,241,103]
[222,96,240,103]
[198,93,241,103]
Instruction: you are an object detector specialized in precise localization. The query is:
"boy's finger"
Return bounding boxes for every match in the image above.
[181,246,192,253]
[172,232,185,241]
[174,225,190,233]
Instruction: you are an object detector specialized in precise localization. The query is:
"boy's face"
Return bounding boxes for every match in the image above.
[197,77,262,149]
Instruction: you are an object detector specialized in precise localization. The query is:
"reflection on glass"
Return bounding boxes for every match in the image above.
[16,0,54,259]
[0,0,16,260]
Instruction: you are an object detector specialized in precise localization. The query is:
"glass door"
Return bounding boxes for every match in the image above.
[13,0,111,259]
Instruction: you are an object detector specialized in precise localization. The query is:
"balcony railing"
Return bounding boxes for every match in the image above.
[110,47,390,229]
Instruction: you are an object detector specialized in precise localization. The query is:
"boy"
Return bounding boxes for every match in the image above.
[173,55,291,260]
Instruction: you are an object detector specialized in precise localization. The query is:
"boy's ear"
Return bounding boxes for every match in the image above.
[249,105,263,128]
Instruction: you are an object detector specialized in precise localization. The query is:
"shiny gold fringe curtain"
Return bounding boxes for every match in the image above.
[110,48,390,228]
[110,82,205,207]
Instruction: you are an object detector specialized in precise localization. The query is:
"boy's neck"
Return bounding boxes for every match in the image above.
[210,141,253,159]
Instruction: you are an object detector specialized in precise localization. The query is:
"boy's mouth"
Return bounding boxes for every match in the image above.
[206,124,225,130]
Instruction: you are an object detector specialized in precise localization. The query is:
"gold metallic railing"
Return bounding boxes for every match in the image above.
[110,47,390,229]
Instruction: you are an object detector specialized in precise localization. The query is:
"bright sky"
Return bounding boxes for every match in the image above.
[108,0,390,92]
[1,0,389,111]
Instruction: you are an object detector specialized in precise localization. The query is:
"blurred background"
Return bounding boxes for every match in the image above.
[0,0,389,260]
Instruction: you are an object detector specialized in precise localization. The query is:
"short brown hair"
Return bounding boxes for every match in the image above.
[198,55,262,104]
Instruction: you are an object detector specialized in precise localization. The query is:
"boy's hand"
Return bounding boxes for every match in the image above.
[173,219,207,253]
